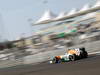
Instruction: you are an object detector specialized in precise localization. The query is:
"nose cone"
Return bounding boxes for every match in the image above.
[55,56,61,59]
[49,61,53,64]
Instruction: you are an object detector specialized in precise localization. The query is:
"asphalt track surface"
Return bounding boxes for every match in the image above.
[0,54,100,75]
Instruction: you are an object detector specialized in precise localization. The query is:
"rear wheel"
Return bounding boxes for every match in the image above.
[69,54,76,61]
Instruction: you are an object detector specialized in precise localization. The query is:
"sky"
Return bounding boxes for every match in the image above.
[0,0,96,41]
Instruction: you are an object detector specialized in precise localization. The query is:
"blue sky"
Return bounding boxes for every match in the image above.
[0,0,96,40]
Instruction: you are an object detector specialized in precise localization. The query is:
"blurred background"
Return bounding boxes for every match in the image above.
[0,0,100,68]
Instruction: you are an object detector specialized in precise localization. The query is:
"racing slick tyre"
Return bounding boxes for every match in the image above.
[69,54,76,61]
[52,57,61,63]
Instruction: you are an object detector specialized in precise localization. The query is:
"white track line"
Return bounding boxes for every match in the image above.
[88,51,100,55]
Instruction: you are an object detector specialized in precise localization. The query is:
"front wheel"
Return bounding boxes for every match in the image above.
[51,57,61,64]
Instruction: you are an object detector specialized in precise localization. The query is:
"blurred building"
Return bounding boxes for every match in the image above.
[33,12,100,45]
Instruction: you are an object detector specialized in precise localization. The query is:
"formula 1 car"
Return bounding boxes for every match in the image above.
[49,47,88,64]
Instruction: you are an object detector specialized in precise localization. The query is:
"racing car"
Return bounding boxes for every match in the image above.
[49,47,88,64]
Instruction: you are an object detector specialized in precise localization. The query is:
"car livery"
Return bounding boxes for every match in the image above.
[49,47,88,64]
